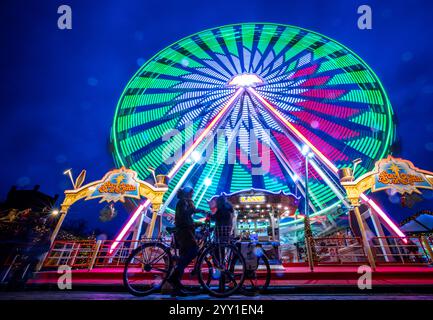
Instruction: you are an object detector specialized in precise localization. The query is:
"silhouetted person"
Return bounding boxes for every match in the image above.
[167,187,205,296]
[212,195,234,243]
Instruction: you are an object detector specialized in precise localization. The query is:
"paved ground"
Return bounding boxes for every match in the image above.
[2,291,433,300]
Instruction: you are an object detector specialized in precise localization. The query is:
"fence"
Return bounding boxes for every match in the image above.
[371,236,432,265]
[312,237,368,265]
[43,240,97,268]
[38,235,433,270]
[280,242,308,264]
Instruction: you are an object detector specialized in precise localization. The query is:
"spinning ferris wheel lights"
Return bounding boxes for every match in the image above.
[247,87,337,172]
[167,87,244,179]
[110,23,402,243]
[247,87,405,239]
[112,88,245,249]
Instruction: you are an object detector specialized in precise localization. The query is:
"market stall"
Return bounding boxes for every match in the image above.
[209,189,299,261]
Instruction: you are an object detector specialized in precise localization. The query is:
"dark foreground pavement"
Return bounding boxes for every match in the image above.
[2,291,433,300]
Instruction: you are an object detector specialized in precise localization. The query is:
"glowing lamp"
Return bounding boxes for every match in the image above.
[229,74,263,87]
[204,178,212,186]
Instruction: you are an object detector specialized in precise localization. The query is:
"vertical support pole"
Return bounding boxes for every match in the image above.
[420,236,433,263]
[270,211,276,241]
[145,204,161,239]
[304,216,315,271]
[88,240,102,270]
[353,206,376,270]
[70,243,79,267]
[36,208,68,272]
[369,208,392,262]
[395,239,405,263]
[50,210,68,244]
[131,210,145,247]
[304,155,315,271]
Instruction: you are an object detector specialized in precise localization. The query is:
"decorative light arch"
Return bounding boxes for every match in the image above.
[51,167,168,253]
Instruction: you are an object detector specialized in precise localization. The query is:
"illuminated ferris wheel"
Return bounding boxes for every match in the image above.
[111,23,396,224]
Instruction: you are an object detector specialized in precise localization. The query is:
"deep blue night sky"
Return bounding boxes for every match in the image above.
[1,0,433,236]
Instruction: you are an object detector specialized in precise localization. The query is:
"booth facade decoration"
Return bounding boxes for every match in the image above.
[339,156,433,268]
[52,167,168,243]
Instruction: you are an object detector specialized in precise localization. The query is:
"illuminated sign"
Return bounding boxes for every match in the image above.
[373,156,433,194]
[239,195,266,204]
[86,167,140,203]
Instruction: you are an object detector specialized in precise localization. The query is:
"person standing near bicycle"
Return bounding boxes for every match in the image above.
[167,186,206,296]
[212,195,235,242]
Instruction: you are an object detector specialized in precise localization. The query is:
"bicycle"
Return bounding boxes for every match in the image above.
[1,247,37,290]
[237,242,271,295]
[123,216,246,297]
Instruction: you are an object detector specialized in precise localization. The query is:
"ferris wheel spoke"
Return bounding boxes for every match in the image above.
[248,89,345,212]
[247,86,405,238]
[248,87,339,172]
[167,88,244,179]
[194,118,244,207]
[159,94,244,213]
[247,105,317,212]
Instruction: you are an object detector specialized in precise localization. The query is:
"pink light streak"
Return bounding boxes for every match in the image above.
[109,200,150,254]
[167,87,244,179]
[247,87,405,240]
[111,88,244,253]
[361,194,406,239]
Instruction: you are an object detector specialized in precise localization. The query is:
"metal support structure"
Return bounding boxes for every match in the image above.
[145,204,162,239]
[369,209,392,262]
[50,211,67,244]
[131,209,145,244]
[353,206,376,270]
[88,240,102,270]
[303,153,315,271]
[420,236,433,262]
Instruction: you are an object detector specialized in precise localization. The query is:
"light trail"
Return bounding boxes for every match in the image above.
[109,200,150,254]
[111,88,244,252]
[247,87,406,239]
[167,88,244,179]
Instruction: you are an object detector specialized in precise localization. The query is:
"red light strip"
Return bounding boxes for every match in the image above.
[247,87,406,239]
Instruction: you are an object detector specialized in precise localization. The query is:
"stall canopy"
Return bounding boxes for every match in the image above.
[400,211,433,235]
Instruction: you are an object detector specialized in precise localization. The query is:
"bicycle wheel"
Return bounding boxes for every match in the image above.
[239,248,271,295]
[191,256,213,286]
[197,243,246,297]
[123,242,172,296]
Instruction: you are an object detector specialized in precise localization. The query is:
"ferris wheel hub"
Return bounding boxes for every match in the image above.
[228,73,264,87]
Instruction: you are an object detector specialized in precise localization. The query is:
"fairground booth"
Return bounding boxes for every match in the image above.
[208,189,300,261]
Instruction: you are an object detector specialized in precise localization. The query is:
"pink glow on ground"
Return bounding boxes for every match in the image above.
[30,265,433,286]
